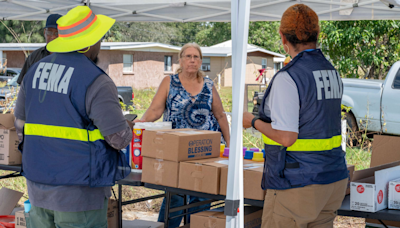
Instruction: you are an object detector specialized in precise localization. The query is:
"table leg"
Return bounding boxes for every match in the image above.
[183,194,187,225]
[118,184,122,228]
[378,220,389,228]
[164,191,171,228]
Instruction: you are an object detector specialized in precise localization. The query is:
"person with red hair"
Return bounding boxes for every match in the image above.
[243,4,348,228]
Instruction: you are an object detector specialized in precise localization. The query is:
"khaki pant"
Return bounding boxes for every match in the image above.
[262,178,347,228]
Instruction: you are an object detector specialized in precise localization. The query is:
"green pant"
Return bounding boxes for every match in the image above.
[26,198,108,228]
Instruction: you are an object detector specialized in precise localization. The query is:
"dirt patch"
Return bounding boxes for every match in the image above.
[117,186,366,228]
[113,186,164,213]
[334,216,365,228]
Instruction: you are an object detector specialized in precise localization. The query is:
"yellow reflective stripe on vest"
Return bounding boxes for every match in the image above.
[24,123,104,142]
[262,134,342,151]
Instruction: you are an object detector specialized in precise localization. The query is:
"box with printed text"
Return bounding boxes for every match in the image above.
[142,129,220,162]
[0,114,21,165]
[15,210,26,228]
[388,178,400,210]
[350,163,400,212]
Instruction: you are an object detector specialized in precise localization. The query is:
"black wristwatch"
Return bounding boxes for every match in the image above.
[251,117,260,129]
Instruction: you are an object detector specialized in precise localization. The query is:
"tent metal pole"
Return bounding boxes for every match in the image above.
[185,11,231,22]
[225,0,250,227]
[361,5,400,12]
[6,11,46,20]
[106,4,172,18]
[249,11,281,19]
[250,0,291,9]
[93,3,182,22]
[92,3,132,13]
[302,0,352,6]
[5,4,81,20]
[317,0,379,15]
[9,0,46,11]
[139,12,183,22]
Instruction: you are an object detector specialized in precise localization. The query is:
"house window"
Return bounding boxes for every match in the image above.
[262,58,267,69]
[123,54,133,72]
[274,62,282,72]
[164,56,172,71]
[1,52,6,66]
[201,57,211,71]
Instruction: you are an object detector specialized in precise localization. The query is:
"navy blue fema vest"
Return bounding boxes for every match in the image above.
[21,52,130,187]
[259,49,348,190]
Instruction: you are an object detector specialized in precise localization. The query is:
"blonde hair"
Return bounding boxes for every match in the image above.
[176,42,205,82]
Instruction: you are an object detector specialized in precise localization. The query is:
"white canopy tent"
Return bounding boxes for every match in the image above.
[2,0,400,227]
[1,0,400,21]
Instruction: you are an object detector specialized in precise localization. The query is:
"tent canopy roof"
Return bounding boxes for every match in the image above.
[202,40,284,57]
[1,0,400,22]
[0,42,182,52]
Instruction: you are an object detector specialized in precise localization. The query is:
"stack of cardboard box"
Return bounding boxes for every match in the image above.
[141,129,222,188]
[141,129,267,200]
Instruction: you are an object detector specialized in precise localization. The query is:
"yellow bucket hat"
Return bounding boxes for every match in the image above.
[47,6,115,53]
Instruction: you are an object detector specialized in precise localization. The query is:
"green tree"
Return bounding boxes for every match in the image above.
[105,22,181,44]
[0,20,45,43]
[248,21,281,53]
[195,22,231,46]
[320,20,400,79]
[167,22,205,46]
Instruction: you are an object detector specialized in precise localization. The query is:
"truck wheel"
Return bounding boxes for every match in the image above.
[344,112,359,147]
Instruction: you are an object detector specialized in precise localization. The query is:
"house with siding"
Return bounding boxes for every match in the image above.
[0,42,180,89]
[0,41,284,89]
[201,40,285,87]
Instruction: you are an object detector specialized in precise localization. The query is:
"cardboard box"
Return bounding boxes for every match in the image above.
[366,135,400,227]
[220,162,265,200]
[191,206,262,228]
[0,187,24,215]
[142,129,221,162]
[346,164,355,195]
[123,220,164,228]
[350,163,400,212]
[15,210,26,228]
[178,158,229,194]
[370,135,400,168]
[389,178,400,210]
[107,199,118,228]
[361,135,400,227]
[0,114,21,165]
[142,157,179,187]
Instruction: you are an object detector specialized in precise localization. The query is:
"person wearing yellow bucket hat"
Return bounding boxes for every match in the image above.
[14,6,134,228]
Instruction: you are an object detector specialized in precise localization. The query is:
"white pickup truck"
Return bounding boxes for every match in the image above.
[342,61,400,135]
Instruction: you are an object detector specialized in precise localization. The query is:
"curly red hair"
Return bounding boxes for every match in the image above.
[280,4,319,44]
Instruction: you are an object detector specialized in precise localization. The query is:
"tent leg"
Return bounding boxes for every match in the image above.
[183,194,187,224]
[164,191,171,228]
[225,0,251,228]
[118,184,122,228]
